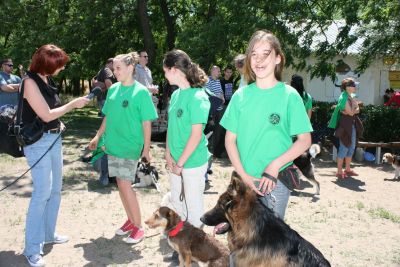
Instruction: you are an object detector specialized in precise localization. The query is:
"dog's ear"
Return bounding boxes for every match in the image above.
[159,206,170,218]
[229,171,247,196]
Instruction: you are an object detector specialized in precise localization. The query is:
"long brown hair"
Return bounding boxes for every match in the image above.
[163,50,208,88]
[243,30,286,83]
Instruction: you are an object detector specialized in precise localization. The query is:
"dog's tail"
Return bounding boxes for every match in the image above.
[309,144,321,158]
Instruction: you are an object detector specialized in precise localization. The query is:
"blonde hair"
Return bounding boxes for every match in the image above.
[243,30,286,83]
[114,52,140,74]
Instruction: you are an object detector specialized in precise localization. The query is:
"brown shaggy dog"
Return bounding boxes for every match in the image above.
[145,206,229,267]
[200,172,331,267]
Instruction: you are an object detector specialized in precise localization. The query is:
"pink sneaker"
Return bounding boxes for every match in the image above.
[115,219,134,236]
[125,227,144,244]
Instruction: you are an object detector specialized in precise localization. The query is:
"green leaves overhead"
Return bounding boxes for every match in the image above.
[0,0,399,93]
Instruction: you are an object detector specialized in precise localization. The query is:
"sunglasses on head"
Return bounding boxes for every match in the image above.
[3,63,13,67]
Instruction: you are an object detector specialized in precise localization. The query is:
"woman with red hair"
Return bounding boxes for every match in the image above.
[22,44,89,267]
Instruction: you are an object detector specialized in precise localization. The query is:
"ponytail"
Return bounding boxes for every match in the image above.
[187,63,208,88]
[163,49,208,88]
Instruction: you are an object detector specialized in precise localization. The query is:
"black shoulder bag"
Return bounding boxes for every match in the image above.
[10,79,44,147]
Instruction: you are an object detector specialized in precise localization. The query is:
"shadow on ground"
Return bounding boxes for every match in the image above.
[0,251,28,267]
[74,236,143,266]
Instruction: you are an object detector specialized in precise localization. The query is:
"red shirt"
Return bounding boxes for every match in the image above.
[384,92,400,108]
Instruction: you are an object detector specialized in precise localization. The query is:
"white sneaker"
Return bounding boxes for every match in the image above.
[44,234,69,244]
[124,227,144,244]
[25,254,46,267]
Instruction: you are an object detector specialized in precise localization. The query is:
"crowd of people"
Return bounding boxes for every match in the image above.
[0,29,396,267]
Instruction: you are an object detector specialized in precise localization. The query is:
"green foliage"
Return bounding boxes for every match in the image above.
[361,105,400,142]
[1,0,399,92]
[312,101,400,142]
[311,101,334,125]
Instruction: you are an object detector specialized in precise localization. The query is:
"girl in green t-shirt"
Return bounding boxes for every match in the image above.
[163,50,211,228]
[220,30,312,219]
[89,52,158,244]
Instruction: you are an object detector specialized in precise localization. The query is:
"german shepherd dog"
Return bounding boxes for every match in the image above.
[145,206,229,267]
[200,172,331,267]
[294,144,321,195]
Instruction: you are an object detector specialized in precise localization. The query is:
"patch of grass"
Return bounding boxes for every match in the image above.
[368,207,400,223]
[356,201,365,210]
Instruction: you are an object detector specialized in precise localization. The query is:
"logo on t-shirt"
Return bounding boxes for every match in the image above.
[177,109,183,118]
[269,113,280,125]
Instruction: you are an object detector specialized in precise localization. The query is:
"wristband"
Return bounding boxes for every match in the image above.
[261,172,278,183]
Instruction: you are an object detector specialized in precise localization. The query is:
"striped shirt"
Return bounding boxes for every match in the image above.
[206,77,223,111]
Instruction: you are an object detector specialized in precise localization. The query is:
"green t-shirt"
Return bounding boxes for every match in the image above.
[220,82,313,178]
[102,81,158,160]
[303,92,313,111]
[328,91,348,129]
[167,87,211,168]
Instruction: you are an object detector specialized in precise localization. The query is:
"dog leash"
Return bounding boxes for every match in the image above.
[0,119,72,193]
[0,131,62,192]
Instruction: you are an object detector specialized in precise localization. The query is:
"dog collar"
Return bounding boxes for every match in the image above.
[168,221,184,237]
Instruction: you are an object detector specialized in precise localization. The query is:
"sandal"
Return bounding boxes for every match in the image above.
[344,170,358,176]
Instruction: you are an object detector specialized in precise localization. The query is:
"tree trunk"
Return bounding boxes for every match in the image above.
[137,0,156,66]
[71,78,80,96]
[159,0,176,50]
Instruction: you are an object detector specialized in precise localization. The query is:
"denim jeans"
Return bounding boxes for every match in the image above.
[338,125,356,159]
[169,163,208,228]
[259,180,290,220]
[23,133,63,256]
[93,154,109,185]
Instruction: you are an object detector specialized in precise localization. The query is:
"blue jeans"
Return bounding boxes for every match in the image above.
[338,125,356,159]
[259,180,290,220]
[93,154,109,185]
[23,133,63,256]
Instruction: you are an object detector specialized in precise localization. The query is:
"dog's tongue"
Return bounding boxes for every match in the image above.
[213,223,229,236]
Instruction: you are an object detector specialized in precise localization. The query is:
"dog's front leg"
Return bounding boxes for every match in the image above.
[179,251,192,267]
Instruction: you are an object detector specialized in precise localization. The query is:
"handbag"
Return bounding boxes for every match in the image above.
[10,79,44,147]
[0,118,24,157]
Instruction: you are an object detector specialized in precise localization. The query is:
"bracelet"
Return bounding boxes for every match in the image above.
[261,172,278,183]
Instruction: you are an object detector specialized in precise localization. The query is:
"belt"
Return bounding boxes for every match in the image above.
[44,128,62,134]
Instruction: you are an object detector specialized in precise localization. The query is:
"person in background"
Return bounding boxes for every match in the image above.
[92,58,117,117]
[0,58,22,107]
[21,44,90,267]
[384,88,400,108]
[383,88,392,104]
[221,30,312,220]
[328,77,363,179]
[134,50,159,103]
[215,65,234,158]
[89,52,158,245]
[205,65,224,182]
[290,74,313,119]
[233,54,247,90]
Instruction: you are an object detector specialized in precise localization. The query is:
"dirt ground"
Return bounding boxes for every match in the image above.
[1,139,400,267]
